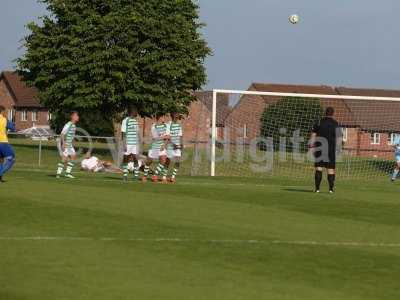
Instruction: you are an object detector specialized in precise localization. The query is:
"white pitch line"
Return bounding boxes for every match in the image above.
[1,237,400,248]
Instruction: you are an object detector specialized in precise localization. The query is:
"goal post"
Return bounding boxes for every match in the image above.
[211,88,400,179]
[210,90,218,177]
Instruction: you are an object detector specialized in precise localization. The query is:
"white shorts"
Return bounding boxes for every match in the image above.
[148,149,167,159]
[124,145,139,156]
[81,157,104,172]
[127,160,144,171]
[62,147,76,157]
[167,149,182,159]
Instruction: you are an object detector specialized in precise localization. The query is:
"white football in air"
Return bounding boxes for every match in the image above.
[289,14,300,24]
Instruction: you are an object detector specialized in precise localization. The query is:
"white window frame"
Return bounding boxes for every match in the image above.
[21,110,27,122]
[371,133,380,145]
[7,109,14,121]
[389,133,399,145]
[342,128,348,142]
[32,110,38,122]
[47,112,52,121]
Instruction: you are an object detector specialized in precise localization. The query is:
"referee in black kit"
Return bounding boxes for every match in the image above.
[310,107,341,194]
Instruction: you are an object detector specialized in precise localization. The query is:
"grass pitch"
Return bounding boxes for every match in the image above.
[1,169,400,300]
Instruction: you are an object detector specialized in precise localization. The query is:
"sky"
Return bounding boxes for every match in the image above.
[1,0,400,90]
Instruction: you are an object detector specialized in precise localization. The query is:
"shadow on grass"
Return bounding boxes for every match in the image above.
[102,176,124,181]
[282,188,314,193]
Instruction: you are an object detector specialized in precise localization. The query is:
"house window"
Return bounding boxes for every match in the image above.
[21,110,27,122]
[342,128,348,142]
[32,111,37,122]
[217,127,224,139]
[389,133,399,145]
[47,112,52,121]
[243,124,248,138]
[7,109,14,121]
[371,133,380,145]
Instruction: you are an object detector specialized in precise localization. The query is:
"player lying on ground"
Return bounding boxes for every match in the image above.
[165,112,183,183]
[56,111,79,179]
[143,114,170,183]
[81,152,123,173]
[391,135,400,182]
[0,105,16,183]
[121,106,141,182]
[310,107,341,194]
[81,152,144,174]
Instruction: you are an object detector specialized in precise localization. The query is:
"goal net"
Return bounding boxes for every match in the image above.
[205,87,400,180]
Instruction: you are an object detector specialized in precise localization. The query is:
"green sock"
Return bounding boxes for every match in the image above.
[57,163,64,175]
[123,164,129,178]
[144,165,150,177]
[171,167,178,179]
[66,161,75,175]
[133,163,140,178]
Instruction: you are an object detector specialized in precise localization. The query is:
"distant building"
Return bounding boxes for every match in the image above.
[3,70,397,160]
[139,91,231,145]
[0,71,50,131]
[336,87,400,159]
[224,83,400,160]
[0,71,233,144]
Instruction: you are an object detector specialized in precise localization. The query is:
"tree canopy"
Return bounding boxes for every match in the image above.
[260,97,323,151]
[18,0,211,133]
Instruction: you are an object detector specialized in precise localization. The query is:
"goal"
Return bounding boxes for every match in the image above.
[208,87,400,180]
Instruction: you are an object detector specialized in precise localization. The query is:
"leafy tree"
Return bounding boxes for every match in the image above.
[50,110,114,137]
[260,97,323,151]
[17,0,211,134]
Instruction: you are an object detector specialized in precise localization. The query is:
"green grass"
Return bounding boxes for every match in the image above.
[1,168,400,300]
[9,138,396,180]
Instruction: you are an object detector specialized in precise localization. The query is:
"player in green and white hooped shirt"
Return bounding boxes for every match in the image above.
[142,114,170,183]
[165,112,183,183]
[57,111,79,179]
[121,106,141,181]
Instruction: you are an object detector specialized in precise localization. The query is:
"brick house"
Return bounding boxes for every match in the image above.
[224,83,355,141]
[336,87,400,159]
[223,83,400,159]
[0,71,50,130]
[139,91,231,146]
[0,71,231,144]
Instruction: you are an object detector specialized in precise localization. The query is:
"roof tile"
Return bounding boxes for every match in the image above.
[1,71,42,108]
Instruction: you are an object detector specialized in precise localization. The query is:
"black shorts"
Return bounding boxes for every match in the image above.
[315,161,336,169]
[314,149,336,169]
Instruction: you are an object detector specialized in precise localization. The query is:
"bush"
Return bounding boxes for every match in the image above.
[260,97,323,152]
